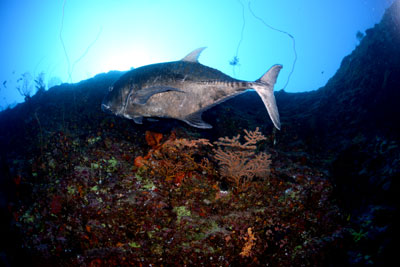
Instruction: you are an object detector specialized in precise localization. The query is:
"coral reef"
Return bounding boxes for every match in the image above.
[6,124,343,266]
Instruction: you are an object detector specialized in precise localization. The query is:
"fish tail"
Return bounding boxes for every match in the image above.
[254,64,282,130]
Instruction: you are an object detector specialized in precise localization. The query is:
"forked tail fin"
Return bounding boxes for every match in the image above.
[254,64,282,130]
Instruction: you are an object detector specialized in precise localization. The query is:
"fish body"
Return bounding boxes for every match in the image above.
[102,47,282,129]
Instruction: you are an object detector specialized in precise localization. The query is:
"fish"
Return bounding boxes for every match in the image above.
[101,47,282,130]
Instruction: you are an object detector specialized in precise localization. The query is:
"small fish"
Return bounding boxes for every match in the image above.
[102,47,282,129]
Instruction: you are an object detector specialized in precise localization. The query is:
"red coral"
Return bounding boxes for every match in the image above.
[50,195,63,214]
[145,131,163,148]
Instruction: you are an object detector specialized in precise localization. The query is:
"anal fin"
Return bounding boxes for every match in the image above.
[183,111,212,129]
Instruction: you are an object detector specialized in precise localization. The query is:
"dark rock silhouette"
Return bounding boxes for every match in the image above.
[277,2,400,264]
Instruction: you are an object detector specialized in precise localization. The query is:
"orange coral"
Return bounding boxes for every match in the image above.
[135,131,213,185]
[134,131,163,168]
[174,172,185,185]
[240,227,257,257]
[134,156,146,168]
[145,131,163,148]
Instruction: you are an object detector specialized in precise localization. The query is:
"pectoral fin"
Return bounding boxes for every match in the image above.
[132,86,184,105]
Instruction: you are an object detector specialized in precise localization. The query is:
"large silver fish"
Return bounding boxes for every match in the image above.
[101,47,282,129]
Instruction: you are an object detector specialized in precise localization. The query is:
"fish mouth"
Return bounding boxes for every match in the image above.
[102,103,125,118]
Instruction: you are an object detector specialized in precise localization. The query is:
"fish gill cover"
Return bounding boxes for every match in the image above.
[0,1,399,266]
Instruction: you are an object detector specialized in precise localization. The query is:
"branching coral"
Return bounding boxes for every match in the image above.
[213,127,271,192]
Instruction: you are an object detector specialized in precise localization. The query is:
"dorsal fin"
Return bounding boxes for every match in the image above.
[181,47,207,62]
